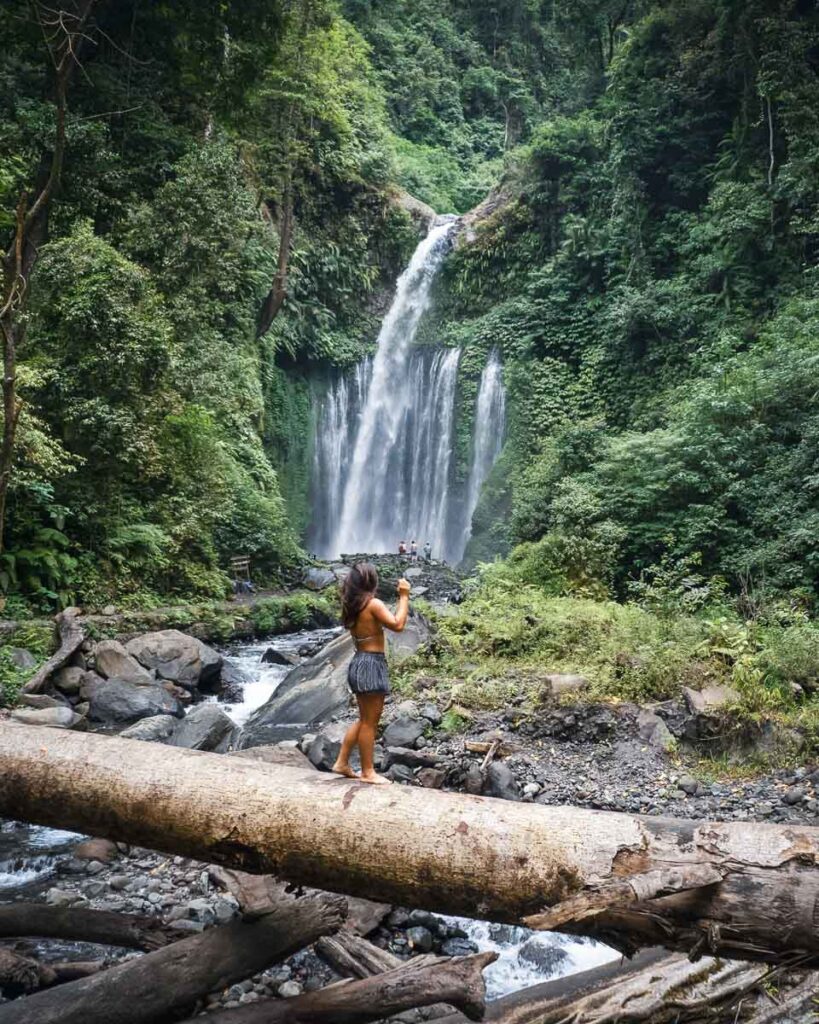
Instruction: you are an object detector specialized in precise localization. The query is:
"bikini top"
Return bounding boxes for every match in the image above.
[351,596,381,646]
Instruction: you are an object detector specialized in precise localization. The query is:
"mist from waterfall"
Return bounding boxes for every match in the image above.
[307,220,506,564]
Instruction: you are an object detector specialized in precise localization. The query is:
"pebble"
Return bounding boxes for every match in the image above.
[278,981,303,998]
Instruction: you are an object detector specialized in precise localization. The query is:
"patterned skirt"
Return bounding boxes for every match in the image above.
[348,651,390,695]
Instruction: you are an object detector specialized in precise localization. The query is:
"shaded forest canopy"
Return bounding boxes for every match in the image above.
[1,0,818,620]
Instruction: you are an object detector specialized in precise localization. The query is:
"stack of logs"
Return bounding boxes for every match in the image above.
[2,727,819,1022]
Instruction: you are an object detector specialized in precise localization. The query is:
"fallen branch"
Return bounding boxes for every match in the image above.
[23,607,84,694]
[0,903,176,950]
[0,891,346,1024]
[315,931,401,979]
[186,951,497,1024]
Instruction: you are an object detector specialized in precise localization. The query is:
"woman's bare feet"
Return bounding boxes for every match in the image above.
[358,771,392,786]
[331,761,358,779]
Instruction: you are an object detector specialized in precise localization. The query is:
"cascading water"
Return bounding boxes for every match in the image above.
[452,347,507,562]
[307,218,507,563]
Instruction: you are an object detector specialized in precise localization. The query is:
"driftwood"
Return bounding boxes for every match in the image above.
[0,903,176,950]
[6,728,819,965]
[316,931,401,979]
[0,891,346,1024]
[22,607,84,694]
[186,951,497,1024]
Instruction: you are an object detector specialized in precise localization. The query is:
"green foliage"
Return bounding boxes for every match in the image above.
[249,592,337,635]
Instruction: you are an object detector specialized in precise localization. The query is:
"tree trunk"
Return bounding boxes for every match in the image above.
[256,187,294,338]
[22,607,85,693]
[315,931,401,979]
[0,903,176,950]
[185,952,497,1024]
[4,727,819,965]
[0,891,346,1024]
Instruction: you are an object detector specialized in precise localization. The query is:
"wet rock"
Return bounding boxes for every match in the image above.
[261,647,294,667]
[220,661,250,701]
[126,630,222,690]
[238,634,353,748]
[417,767,445,789]
[518,938,569,974]
[386,763,416,784]
[53,665,85,694]
[10,705,84,729]
[120,715,177,743]
[440,937,479,956]
[169,704,236,751]
[94,640,155,685]
[306,722,349,771]
[406,926,433,952]
[302,567,336,591]
[81,674,184,725]
[382,714,425,749]
[484,762,520,801]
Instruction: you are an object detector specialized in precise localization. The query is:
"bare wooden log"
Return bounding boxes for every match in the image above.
[0,904,176,950]
[22,608,84,693]
[0,891,346,1024]
[0,946,44,994]
[315,931,401,979]
[6,727,819,964]
[47,960,105,983]
[186,951,497,1024]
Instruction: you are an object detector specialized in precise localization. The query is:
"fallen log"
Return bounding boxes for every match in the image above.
[4,726,819,964]
[23,607,84,694]
[186,951,497,1024]
[0,890,346,1024]
[315,931,400,979]
[0,904,176,950]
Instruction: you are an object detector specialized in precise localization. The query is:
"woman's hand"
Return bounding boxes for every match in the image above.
[397,578,411,597]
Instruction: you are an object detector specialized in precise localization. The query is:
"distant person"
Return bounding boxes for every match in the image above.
[423,541,432,562]
[398,539,407,557]
[333,563,411,785]
[410,539,418,562]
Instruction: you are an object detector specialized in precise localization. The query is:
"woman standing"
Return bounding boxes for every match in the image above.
[332,562,411,785]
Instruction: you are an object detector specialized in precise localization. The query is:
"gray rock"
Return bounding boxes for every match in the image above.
[302,567,336,591]
[220,661,251,698]
[419,704,442,726]
[171,919,203,934]
[383,746,441,769]
[170,704,236,751]
[637,710,676,752]
[385,612,430,664]
[440,937,479,956]
[464,764,483,795]
[679,775,699,795]
[53,665,85,694]
[238,634,354,748]
[417,767,445,788]
[19,693,66,710]
[94,640,154,685]
[278,981,303,998]
[120,715,178,743]
[229,744,314,771]
[261,647,294,667]
[485,762,520,801]
[306,722,349,771]
[406,926,433,952]
[82,674,184,725]
[683,685,740,715]
[46,887,76,907]
[544,674,589,696]
[518,938,569,974]
[386,763,416,784]
[125,630,222,690]
[10,705,84,729]
[783,786,805,805]
[382,715,425,749]
[9,647,36,670]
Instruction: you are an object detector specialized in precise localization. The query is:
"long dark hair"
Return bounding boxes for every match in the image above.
[341,562,378,628]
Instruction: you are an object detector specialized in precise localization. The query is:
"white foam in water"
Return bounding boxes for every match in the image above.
[0,824,83,892]
[444,917,620,1000]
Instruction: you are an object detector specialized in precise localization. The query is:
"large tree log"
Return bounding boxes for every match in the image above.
[0,891,346,1024]
[186,952,497,1024]
[22,607,84,693]
[4,727,819,964]
[0,904,175,950]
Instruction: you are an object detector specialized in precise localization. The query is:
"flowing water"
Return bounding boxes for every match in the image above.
[308,219,508,564]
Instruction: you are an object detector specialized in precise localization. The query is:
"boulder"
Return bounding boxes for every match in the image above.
[93,640,154,685]
[306,722,349,771]
[53,665,85,695]
[682,684,740,715]
[10,706,84,729]
[386,763,415,784]
[637,709,676,752]
[9,648,36,671]
[417,767,445,789]
[81,673,184,725]
[19,693,67,710]
[169,704,236,751]
[237,634,353,748]
[484,761,520,801]
[419,703,442,726]
[228,744,314,771]
[302,567,336,591]
[261,647,295,667]
[120,715,178,743]
[220,661,250,701]
[382,714,425,749]
[125,630,222,690]
[73,838,118,863]
[518,938,569,974]
[544,673,589,696]
[385,612,430,665]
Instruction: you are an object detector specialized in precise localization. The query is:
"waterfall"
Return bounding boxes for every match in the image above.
[331,220,458,558]
[454,348,507,562]
[307,220,506,564]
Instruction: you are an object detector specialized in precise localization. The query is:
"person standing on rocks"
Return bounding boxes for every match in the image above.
[410,539,418,562]
[333,562,410,785]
